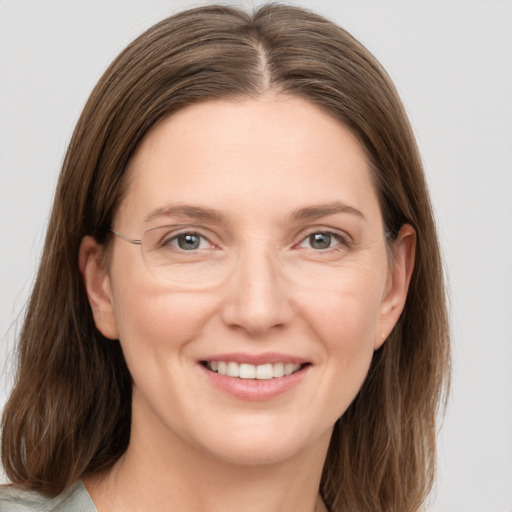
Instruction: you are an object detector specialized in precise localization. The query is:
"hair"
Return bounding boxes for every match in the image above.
[1,4,450,511]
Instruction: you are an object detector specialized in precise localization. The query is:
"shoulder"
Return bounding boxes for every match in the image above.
[0,481,96,512]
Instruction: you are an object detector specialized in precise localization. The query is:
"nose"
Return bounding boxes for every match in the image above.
[220,248,294,337]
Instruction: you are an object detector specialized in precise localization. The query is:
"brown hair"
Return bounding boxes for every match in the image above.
[1,4,450,511]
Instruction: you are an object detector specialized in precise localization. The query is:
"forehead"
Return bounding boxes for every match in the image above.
[117,95,381,228]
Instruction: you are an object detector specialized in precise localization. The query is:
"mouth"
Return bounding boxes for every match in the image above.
[198,355,311,400]
[202,361,308,380]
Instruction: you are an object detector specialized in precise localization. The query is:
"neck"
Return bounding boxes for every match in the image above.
[84,402,331,512]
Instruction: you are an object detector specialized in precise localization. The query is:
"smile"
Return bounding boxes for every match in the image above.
[199,355,311,400]
[205,361,302,379]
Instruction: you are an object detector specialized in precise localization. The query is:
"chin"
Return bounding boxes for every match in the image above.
[204,440,314,467]
[186,415,334,468]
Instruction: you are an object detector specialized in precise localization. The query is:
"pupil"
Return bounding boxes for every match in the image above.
[310,233,331,249]
[178,234,200,250]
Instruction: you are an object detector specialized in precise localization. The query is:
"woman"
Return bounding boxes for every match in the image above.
[0,4,449,512]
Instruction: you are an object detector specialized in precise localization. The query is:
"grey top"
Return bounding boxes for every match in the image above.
[0,481,96,512]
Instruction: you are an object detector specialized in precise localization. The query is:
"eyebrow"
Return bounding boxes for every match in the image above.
[144,204,226,224]
[143,200,365,225]
[289,201,366,222]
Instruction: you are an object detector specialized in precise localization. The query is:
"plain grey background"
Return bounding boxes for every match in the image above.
[1,1,511,510]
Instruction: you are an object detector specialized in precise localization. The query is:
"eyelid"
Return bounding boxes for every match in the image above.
[149,225,221,249]
[298,232,349,251]
[293,226,353,247]
[147,224,354,249]
[169,232,215,250]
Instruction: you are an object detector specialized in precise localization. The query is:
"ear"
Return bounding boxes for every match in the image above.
[79,236,119,340]
[375,224,416,350]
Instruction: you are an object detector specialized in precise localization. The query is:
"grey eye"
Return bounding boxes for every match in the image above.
[308,233,332,250]
[174,233,202,250]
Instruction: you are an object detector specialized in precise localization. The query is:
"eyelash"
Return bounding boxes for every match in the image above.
[162,231,215,251]
[295,231,351,252]
[160,229,351,253]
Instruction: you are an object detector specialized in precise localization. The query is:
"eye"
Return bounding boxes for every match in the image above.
[168,232,211,251]
[298,232,347,251]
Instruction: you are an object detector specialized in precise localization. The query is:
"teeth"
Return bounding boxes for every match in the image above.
[284,363,296,376]
[273,362,284,378]
[227,362,239,377]
[256,363,273,380]
[207,361,302,379]
[239,363,256,379]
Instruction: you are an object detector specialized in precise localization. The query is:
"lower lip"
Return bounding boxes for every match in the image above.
[199,364,310,401]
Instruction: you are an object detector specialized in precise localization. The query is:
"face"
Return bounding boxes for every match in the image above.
[81,95,413,467]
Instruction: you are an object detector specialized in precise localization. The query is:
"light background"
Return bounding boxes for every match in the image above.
[1,1,511,510]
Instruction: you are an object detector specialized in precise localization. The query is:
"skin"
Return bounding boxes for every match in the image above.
[80,94,415,512]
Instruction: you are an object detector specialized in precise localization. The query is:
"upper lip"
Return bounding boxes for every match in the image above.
[200,352,310,366]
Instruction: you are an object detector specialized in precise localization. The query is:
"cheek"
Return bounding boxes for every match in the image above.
[108,249,218,362]
[293,263,387,411]
[113,288,215,351]
[310,286,381,370]
[296,260,387,349]
[307,291,380,420]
